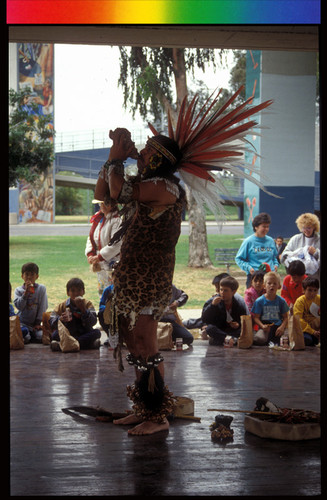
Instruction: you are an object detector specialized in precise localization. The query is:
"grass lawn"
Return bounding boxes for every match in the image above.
[9,234,286,312]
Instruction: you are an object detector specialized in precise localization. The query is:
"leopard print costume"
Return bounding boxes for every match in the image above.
[112,177,186,330]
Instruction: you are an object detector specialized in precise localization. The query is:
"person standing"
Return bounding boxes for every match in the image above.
[235,212,279,288]
[275,236,286,263]
[280,212,320,279]
[94,88,273,435]
[85,193,121,296]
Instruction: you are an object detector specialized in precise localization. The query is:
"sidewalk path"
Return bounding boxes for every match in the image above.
[9,221,244,237]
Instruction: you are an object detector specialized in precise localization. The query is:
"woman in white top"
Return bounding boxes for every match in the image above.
[280,212,320,278]
[85,193,121,295]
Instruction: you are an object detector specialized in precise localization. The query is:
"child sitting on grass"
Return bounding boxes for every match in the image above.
[281,259,307,308]
[14,262,48,344]
[293,276,320,346]
[251,272,289,345]
[49,277,101,351]
[201,276,247,346]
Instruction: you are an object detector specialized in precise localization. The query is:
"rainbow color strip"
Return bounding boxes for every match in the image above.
[7,0,320,24]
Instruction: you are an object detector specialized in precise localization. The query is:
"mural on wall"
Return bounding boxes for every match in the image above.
[18,43,54,223]
[243,50,261,237]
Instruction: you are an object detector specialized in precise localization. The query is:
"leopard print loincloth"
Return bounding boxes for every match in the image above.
[112,190,185,329]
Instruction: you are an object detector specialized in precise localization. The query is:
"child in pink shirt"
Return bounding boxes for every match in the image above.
[244,270,265,313]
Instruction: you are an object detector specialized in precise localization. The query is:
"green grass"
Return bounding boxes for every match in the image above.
[9,234,286,311]
[54,215,91,224]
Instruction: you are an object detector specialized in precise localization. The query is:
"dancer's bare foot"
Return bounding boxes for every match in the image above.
[113,413,142,425]
[128,418,169,435]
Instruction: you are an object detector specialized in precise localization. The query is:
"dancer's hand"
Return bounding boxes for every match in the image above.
[109,128,138,160]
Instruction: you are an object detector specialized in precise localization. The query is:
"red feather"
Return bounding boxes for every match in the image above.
[147,86,273,186]
[167,110,174,140]
[181,163,215,181]
[148,122,159,136]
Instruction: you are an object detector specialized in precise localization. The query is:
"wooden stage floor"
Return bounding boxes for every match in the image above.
[10,341,321,496]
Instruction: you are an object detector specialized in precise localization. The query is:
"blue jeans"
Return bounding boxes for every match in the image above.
[21,326,43,343]
[206,324,241,345]
[51,328,101,349]
[303,332,319,346]
[167,319,194,345]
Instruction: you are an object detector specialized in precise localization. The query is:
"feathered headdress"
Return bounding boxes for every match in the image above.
[147,85,278,220]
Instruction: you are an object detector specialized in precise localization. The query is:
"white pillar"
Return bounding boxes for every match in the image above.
[244,51,317,238]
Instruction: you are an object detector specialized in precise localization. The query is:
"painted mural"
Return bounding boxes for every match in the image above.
[17,43,54,223]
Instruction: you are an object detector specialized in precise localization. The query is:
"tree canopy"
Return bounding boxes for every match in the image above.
[116,47,243,267]
[9,88,55,187]
[118,47,223,124]
[117,47,239,267]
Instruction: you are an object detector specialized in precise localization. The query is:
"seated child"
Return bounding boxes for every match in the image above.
[293,276,320,346]
[14,262,48,343]
[9,282,15,317]
[98,283,114,345]
[281,260,307,308]
[49,277,101,351]
[251,272,289,345]
[201,276,247,345]
[183,273,248,330]
[244,270,265,313]
[160,284,194,346]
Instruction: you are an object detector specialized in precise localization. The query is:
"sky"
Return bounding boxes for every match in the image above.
[54,44,234,142]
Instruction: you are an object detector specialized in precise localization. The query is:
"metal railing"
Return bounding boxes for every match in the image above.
[54,129,245,200]
[55,128,148,153]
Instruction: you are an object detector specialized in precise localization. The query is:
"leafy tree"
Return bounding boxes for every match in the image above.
[117,47,226,267]
[214,50,246,108]
[9,88,55,187]
[55,186,84,215]
[118,47,222,124]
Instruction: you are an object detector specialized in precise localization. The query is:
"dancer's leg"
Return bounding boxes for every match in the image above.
[114,314,170,434]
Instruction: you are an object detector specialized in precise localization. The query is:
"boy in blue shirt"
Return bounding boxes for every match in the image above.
[14,262,48,343]
[252,271,289,345]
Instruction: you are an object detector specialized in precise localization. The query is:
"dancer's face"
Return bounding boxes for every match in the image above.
[137,144,158,174]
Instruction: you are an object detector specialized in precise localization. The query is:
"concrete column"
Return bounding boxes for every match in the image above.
[244,51,317,238]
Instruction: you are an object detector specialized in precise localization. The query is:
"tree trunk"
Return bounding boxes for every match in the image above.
[172,48,188,107]
[186,188,214,268]
[172,49,213,268]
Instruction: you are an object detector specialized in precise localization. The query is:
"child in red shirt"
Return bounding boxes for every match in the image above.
[281,260,307,307]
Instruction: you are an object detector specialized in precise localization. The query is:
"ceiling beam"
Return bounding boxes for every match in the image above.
[55,174,96,190]
[8,25,318,51]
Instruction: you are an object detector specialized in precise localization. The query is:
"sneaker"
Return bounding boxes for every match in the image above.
[92,339,101,349]
[23,335,31,344]
[50,340,61,351]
